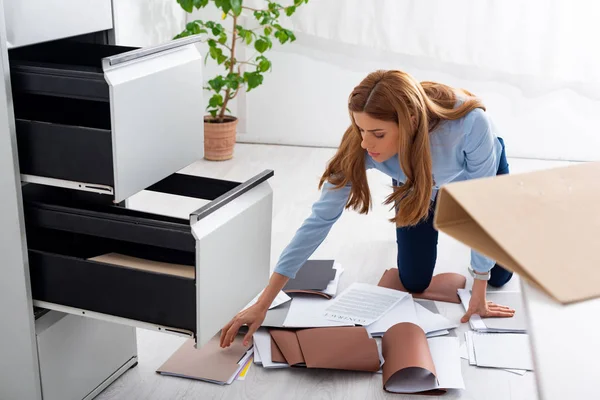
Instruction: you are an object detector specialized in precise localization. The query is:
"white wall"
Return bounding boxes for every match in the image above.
[112,0,238,117]
[111,0,600,162]
[238,32,600,162]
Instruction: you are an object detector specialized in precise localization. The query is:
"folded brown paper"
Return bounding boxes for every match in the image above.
[377,268,466,304]
[434,161,600,304]
[269,329,305,366]
[90,253,195,279]
[381,322,445,395]
[156,334,252,384]
[269,327,380,372]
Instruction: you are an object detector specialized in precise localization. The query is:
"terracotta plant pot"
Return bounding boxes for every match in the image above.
[203,116,238,161]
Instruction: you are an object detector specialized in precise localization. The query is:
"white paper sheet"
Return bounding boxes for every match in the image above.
[464,331,527,375]
[427,337,466,390]
[242,290,291,312]
[252,328,289,369]
[226,349,253,384]
[366,295,419,336]
[472,332,534,371]
[323,283,408,325]
[253,344,262,364]
[414,302,458,334]
[283,296,352,328]
[321,263,344,297]
[465,331,477,366]
[426,330,450,338]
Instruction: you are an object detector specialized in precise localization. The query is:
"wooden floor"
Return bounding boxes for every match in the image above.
[97,143,575,400]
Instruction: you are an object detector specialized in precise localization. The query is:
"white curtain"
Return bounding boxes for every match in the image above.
[281,0,600,87]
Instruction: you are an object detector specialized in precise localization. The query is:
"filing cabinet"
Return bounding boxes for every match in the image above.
[9,36,206,203]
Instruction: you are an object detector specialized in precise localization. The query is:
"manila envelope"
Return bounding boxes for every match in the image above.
[377,268,466,304]
[433,161,600,304]
[269,326,380,372]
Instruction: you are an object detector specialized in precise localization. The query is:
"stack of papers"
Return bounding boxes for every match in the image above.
[366,296,458,338]
[463,331,533,374]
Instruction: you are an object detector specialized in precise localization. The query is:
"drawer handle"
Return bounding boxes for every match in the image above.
[191,169,274,223]
[103,35,204,68]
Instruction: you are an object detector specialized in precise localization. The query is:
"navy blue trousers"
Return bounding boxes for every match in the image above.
[394,137,513,293]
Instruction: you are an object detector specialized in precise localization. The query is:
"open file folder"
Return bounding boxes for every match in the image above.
[434,161,600,304]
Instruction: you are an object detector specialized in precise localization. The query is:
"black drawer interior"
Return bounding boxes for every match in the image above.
[13,93,114,185]
[27,227,197,334]
[9,40,138,101]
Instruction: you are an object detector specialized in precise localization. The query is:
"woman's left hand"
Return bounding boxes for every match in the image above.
[461,279,515,323]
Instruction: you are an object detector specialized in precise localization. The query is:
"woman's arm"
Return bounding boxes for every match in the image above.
[460,110,515,322]
[220,180,352,347]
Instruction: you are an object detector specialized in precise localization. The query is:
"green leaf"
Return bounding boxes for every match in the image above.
[214,0,231,14]
[244,71,264,91]
[226,73,243,90]
[264,26,273,36]
[294,0,303,5]
[230,0,242,16]
[209,94,224,108]
[256,56,271,72]
[208,108,218,118]
[193,0,209,8]
[177,0,194,13]
[285,6,296,16]
[254,39,269,53]
[217,53,228,65]
[208,76,227,92]
[274,30,289,44]
[245,31,253,45]
[218,32,228,44]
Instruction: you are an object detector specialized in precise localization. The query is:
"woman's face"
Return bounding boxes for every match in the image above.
[354,112,399,163]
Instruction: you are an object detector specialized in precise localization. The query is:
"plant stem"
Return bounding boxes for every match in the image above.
[242,5,263,12]
[218,14,237,122]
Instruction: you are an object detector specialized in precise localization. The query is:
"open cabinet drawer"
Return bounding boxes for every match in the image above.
[8,36,205,203]
[22,170,274,347]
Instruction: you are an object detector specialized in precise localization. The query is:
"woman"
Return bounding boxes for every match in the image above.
[220,70,515,348]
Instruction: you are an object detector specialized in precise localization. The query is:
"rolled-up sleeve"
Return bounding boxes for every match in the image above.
[463,109,499,273]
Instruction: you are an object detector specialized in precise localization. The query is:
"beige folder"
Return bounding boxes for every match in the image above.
[156,334,252,384]
[434,161,600,304]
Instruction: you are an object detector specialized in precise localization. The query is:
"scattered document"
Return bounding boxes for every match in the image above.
[236,357,253,381]
[427,337,466,391]
[252,328,289,369]
[242,290,291,312]
[414,302,458,335]
[321,264,344,298]
[323,283,408,325]
[472,332,534,371]
[366,295,419,337]
[283,296,352,328]
[464,331,527,375]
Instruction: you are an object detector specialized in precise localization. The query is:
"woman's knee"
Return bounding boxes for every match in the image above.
[488,265,514,288]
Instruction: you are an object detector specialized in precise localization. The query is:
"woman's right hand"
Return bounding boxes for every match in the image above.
[219,303,268,348]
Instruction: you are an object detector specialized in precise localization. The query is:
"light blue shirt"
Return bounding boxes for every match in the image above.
[274,107,503,278]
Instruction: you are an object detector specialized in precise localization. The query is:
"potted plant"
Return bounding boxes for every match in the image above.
[175,0,309,161]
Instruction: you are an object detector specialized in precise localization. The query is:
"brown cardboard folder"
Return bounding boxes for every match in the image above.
[269,327,380,372]
[268,323,463,393]
[377,268,466,304]
[434,162,600,304]
[156,334,252,384]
